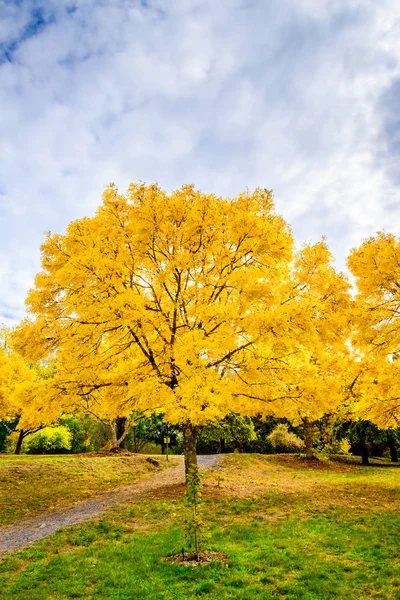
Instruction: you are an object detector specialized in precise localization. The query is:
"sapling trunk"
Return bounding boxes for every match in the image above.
[183,423,199,481]
[194,496,199,561]
[185,466,203,562]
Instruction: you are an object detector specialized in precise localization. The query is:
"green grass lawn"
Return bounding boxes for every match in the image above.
[0,453,176,525]
[1,454,399,599]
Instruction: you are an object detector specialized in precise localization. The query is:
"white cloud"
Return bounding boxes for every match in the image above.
[1,0,400,322]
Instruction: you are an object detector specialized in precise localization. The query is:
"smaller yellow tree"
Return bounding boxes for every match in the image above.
[346,353,400,429]
[348,233,400,355]
[0,348,29,420]
[232,241,352,457]
[1,328,56,453]
[348,232,400,428]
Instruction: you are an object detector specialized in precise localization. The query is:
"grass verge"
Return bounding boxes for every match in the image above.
[0,454,399,599]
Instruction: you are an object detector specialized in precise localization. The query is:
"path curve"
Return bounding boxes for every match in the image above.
[0,454,221,558]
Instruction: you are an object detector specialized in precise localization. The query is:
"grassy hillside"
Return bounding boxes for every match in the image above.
[0,454,399,599]
[0,453,177,526]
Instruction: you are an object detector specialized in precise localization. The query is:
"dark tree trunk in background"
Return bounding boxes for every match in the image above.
[15,429,24,455]
[14,427,44,454]
[219,437,226,454]
[183,423,199,481]
[110,417,130,451]
[361,442,370,465]
[388,439,398,463]
[304,419,314,459]
[115,417,128,450]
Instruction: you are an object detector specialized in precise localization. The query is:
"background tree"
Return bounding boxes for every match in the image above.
[335,419,385,465]
[385,428,399,463]
[58,414,103,453]
[0,333,54,454]
[312,415,349,455]
[151,418,181,455]
[7,360,58,454]
[197,413,257,454]
[348,233,400,429]
[232,241,352,458]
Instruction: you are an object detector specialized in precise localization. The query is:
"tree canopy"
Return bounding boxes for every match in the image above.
[348,232,400,428]
[13,184,301,471]
[5,184,400,467]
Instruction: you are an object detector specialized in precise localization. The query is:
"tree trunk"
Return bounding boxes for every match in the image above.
[388,439,398,463]
[15,429,24,455]
[361,442,370,465]
[110,418,130,451]
[183,423,199,481]
[115,417,128,450]
[304,419,314,459]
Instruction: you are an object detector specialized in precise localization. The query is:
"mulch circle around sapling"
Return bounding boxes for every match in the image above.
[164,550,228,567]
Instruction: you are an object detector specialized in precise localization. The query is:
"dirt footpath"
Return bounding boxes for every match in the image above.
[0,455,221,557]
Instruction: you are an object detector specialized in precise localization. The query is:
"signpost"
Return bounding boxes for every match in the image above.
[164,436,170,461]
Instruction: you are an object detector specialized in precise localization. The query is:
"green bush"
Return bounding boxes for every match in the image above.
[267,423,305,453]
[26,426,72,454]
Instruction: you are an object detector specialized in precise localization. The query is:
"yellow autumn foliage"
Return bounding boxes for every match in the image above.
[13,184,296,426]
[0,327,56,431]
[348,232,400,427]
[11,182,398,438]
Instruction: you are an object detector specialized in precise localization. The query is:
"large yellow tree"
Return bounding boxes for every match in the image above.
[14,183,295,474]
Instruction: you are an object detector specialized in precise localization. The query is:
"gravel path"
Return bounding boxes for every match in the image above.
[0,454,221,558]
[198,454,222,468]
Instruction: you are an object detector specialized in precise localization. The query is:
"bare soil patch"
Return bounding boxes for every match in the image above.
[164,550,228,567]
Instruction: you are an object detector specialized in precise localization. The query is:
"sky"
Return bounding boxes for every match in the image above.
[1,0,400,325]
